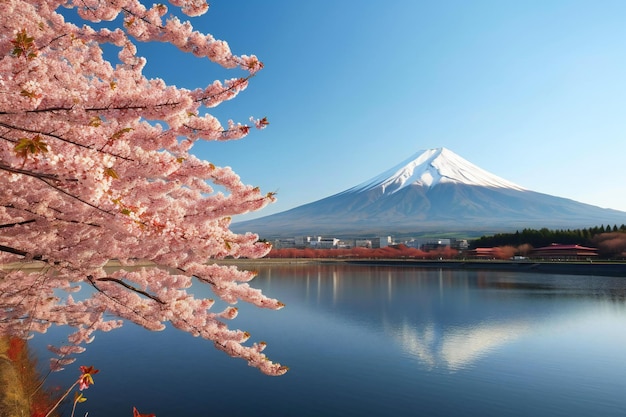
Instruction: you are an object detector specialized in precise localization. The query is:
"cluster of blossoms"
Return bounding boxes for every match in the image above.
[0,0,286,376]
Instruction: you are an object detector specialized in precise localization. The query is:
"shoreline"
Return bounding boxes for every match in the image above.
[217,258,626,277]
[3,258,625,278]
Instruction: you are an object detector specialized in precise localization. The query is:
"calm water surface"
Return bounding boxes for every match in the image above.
[31,264,626,416]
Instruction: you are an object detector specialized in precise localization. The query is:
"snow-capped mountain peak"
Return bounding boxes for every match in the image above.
[350,147,526,194]
[233,146,626,238]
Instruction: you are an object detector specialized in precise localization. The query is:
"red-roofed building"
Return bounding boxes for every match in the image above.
[466,248,498,259]
[531,244,598,260]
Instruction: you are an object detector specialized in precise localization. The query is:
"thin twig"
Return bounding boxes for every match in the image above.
[0,122,133,161]
[0,162,67,181]
[38,177,115,216]
[88,275,165,304]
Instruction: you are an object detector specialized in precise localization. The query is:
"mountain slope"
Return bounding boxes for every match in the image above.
[233,147,626,238]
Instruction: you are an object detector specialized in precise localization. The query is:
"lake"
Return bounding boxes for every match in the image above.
[30,263,626,416]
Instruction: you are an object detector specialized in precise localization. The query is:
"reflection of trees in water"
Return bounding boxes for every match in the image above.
[0,336,60,417]
[475,270,626,302]
[256,264,626,313]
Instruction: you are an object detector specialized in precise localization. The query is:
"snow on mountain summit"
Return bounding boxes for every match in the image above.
[350,147,526,194]
[233,146,626,237]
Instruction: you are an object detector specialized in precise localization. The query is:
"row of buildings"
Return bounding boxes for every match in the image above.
[270,236,599,260]
[271,236,470,251]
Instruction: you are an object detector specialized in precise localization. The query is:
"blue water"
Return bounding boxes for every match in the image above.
[30,264,626,416]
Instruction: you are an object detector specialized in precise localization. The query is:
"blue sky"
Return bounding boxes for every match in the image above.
[138,1,626,221]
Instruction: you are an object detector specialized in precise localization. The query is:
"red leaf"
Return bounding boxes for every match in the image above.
[7,337,25,361]
[133,407,156,417]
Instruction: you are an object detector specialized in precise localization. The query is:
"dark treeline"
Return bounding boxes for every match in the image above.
[470,225,626,259]
[470,224,626,248]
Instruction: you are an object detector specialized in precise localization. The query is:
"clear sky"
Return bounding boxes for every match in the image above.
[137,0,626,221]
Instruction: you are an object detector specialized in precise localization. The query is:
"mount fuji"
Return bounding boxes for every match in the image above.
[233,147,626,238]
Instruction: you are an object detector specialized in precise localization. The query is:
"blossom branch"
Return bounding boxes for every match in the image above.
[0,122,134,162]
[0,244,38,259]
[91,276,166,305]
[0,162,70,182]
[0,0,285,376]
[0,219,36,229]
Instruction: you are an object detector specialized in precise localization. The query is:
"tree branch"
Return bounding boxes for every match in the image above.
[0,122,133,161]
[0,219,36,229]
[0,162,72,182]
[37,177,115,217]
[0,244,42,260]
[0,73,253,117]
[87,275,166,304]
[0,165,116,217]
[1,204,102,229]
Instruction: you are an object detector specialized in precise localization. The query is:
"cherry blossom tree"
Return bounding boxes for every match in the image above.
[0,0,287,376]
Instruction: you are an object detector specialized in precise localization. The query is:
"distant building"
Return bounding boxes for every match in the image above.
[295,236,312,248]
[467,244,600,260]
[311,237,340,249]
[354,239,371,248]
[452,239,469,251]
[370,236,392,249]
[423,239,451,251]
[466,247,497,259]
[405,238,452,251]
[272,238,296,249]
[531,244,598,260]
[271,235,392,250]
[337,239,355,249]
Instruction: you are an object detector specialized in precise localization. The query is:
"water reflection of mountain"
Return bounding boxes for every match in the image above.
[389,319,531,371]
[255,263,626,371]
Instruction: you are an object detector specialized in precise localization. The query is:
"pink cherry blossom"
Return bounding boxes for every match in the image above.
[0,0,286,376]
